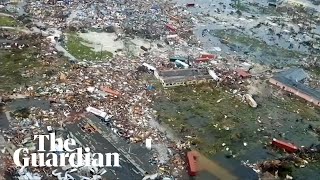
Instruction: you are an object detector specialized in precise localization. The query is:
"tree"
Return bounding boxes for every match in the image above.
[234,0,241,9]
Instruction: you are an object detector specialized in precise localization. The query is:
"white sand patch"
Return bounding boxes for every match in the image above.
[79,32,124,53]
[79,31,169,57]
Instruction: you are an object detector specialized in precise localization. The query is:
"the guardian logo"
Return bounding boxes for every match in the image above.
[13,133,120,167]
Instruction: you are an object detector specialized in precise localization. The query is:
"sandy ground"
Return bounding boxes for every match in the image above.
[79,32,159,55]
[79,32,124,53]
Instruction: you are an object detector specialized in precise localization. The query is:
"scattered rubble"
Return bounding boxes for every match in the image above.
[0,0,319,179]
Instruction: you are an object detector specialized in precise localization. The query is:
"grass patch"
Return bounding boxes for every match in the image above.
[281,96,320,121]
[311,67,320,76]
[155,83,320,157]
[65,33,113,61]
[0,48,40,90]
[0,16,17,26]
[230,1,250,12]
[212,29,304,59]
[0,47,67,91]
[154,84,259,156]
[256,6,282,16]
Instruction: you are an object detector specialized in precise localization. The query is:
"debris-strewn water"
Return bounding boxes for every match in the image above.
[154,82,320,179]
[176,0,320,67]
[155,0,320,178]
[7,99,51,111]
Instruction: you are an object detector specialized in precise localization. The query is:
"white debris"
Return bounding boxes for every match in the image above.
[142,173,159,180]
[244,94,258,108]
[146,138,152,150]
[142,63,156,71]
[86,106,107,119]
[208,69,220,81]
[87,86,96,93]
[216,98,224,103]
[286,175,293,180]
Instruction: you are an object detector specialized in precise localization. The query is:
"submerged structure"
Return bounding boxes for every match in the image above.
[155,68,214,87]
[269,68,320,107]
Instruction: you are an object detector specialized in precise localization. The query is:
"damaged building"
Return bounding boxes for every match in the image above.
[269,68,320,107]
[155,68,214,87]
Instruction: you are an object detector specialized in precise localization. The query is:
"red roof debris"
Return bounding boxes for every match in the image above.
[195,57,211,63]
[165,24,177,32]
[236,69,251,78]
[100,86,121,97]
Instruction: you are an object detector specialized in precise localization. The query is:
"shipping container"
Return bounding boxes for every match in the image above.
[86,106,107,119]
[272,138,299,153]
[200,54,217,59]
[195,57,210,63]
[187,151,198,176]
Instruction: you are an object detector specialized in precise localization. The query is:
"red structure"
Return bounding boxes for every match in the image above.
[194,54,217,63]
[100,86,121,97]
[272,138,299,153]
[195,57,211,63]
[165,24,177,32]
[200,54,217,59]
[187,151,198,176]
[269,78,320,107]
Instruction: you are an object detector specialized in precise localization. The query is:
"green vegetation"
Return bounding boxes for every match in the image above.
[311,67,320,76]
[154,84,259,156]
[243,2,283,16]
[154,83,320,157]
[256,6,283,16]
[0,47,40,90]
[0,45,67,90]
[231,0,250,12]
[65,34,113,61]
[212,29,305,59]
[282,97,320,121]
[0,16,17,26]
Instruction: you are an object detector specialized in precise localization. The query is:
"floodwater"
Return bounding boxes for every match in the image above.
[154,83,320,179]
[1,0,319,179]
[7,98,51,111]
[197,152,258,180]
[0,98,51,142]
[175,0,320,67]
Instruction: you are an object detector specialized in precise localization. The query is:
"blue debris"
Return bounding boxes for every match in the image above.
[147,85,156,91]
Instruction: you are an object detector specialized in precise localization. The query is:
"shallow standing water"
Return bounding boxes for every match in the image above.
[156,0,320,178]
